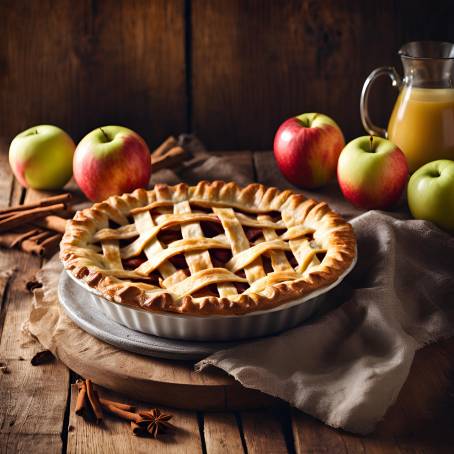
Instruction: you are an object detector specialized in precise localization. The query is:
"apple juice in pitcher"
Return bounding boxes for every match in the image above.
[388,87,454,171]
[361,41,454,172]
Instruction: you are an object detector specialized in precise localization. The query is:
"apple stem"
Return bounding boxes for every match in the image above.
[99,127,109,142]
[369,136,374,152]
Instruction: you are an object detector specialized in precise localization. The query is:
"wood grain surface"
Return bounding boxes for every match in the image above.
[192,0,394,149]
[0,155,70,454]
[189,0,454,149]
[0,0,187,147]
[204,413,244,453]
[241,409,290,453]
[2,1,454,150]
[1,147,454,452]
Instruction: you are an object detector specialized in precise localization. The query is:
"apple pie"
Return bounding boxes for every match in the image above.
[60,181,356,315]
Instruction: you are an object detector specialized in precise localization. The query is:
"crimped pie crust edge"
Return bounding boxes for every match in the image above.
[60,181,356,316]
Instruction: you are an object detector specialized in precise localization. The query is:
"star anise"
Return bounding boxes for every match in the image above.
[131,408,174,438]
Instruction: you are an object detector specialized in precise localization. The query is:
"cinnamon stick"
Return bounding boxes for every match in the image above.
[0,226,47,249]
[0,232,18,248]
[151,136,178,158]
[0,203,66,232]
[9,228,41,247]
[131,421,145,436]
[75,380,87,416]
[101,401,141,423]
[0,226,61,256]
[19,237,48,255]
[33,215,67,234]
[151,146,188,171]
[0,193,71,216]
[26,230,53,243]
[99,397,136,412]
[21,232,61,257]
[39,233,63,254]
[85,379,103,423]
[0,213,13,221]
[150,135,190,171]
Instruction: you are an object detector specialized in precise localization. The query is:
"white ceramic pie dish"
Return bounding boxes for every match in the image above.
[65,250,356,341]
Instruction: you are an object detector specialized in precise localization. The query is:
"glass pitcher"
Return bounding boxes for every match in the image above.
[360,41,454,172]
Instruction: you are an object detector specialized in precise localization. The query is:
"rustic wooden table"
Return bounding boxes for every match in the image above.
[1,148,454,453]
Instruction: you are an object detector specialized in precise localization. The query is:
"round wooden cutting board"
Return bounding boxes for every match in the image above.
[29,260,280,411]
[63,350,280,411]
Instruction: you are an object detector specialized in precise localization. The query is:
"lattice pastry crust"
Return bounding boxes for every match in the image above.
[60,181,356,315]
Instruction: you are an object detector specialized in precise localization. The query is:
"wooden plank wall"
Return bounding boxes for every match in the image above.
[1,0,454,150]
[0,0,187,147]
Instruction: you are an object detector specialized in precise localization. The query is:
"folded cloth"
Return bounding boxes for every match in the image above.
[130,142,454,433]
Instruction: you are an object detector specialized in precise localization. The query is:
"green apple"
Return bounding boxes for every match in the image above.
[9,125,75,190]
[407,160,454,232]
[337,136,409,209]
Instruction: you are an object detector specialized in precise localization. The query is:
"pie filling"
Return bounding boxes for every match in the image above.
[60,182,356,315]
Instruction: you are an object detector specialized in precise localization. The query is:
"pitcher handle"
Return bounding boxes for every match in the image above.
[360,67,402,137]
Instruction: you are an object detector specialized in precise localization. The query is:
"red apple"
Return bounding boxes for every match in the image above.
[74,126,151,202]
[337,136,408,210]
[273,113,345,188]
